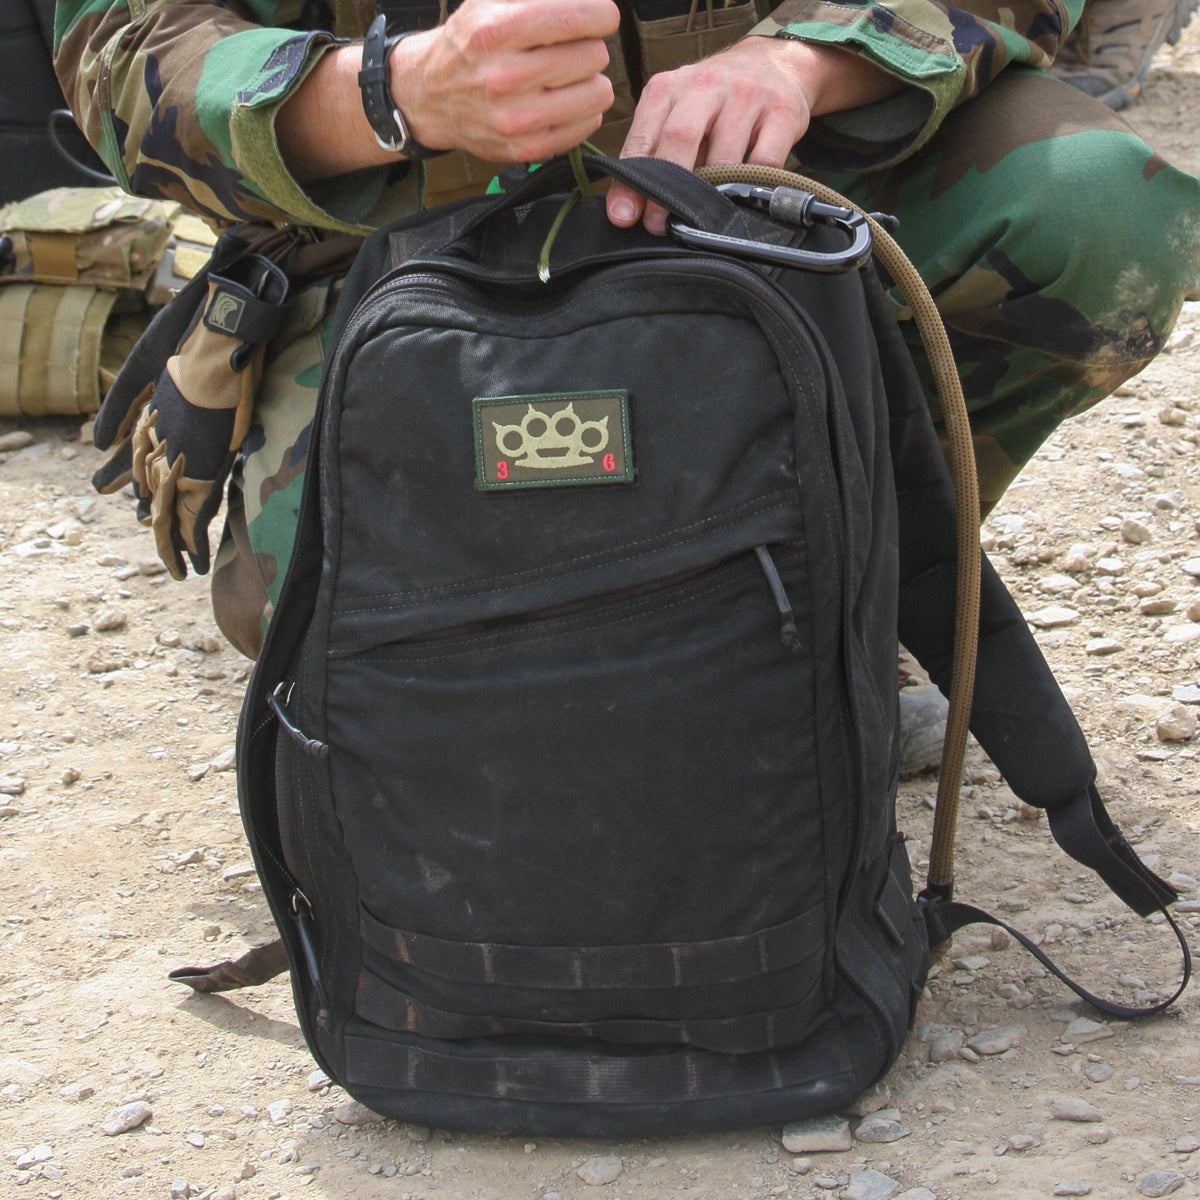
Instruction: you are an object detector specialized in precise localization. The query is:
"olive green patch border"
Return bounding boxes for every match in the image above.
[473,390,635,492]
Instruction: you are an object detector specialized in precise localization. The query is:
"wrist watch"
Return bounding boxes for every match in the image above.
[358,13,445,160]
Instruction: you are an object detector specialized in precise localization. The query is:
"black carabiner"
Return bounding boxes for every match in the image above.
[668,182,873,274]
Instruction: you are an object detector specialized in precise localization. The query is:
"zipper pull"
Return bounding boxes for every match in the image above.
[755,546,801,652]
[291,890,332,1023]
[269,682,329,759]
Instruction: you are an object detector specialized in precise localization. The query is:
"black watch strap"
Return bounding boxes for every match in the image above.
[357,13,444,160]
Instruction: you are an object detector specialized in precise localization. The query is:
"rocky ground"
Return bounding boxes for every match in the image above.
[3,31,1200,1200]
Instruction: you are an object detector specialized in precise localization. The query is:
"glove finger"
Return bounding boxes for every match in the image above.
[147,445,189,581]
[91,439,134,494]
[177,452,235,576]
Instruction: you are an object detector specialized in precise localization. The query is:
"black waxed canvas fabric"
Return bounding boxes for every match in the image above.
[236,158,942,1136]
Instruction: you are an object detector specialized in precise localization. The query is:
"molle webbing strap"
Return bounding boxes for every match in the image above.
[356,968,825,1053]
[168,940,290,993]
[344,1026,850,1104]
[358,905,825,990]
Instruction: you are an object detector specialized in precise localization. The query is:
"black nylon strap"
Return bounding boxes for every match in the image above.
[923,896,1190,1020]
[1047,784,1180,917]
[345,1025,851,1105]
[355,968,824,1053]
[168,939,289,993]
[358,905,825,991]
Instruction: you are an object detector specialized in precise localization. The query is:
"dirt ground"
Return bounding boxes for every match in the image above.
[3,33,1200,1200]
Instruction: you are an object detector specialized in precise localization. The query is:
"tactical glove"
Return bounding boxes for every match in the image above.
[92,243,289,579]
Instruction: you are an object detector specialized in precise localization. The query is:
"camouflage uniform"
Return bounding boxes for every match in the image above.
[54,0,1200,658]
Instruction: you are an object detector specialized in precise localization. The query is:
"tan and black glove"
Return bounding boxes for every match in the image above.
[92,241,289,579]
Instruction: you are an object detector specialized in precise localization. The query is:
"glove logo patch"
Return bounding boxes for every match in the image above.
[473,391,634,491]
[206,291,246,335]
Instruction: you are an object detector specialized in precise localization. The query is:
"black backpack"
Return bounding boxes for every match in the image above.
[220,155,1186,1137]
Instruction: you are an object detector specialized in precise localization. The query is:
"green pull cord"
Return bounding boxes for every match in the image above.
[537,144,599,282]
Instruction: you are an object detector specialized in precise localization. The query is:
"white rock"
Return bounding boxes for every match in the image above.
[1181,558,1200,578]
[854,1111,910,1144]
[267,1099,292,1125]
[1138,1172,1186,1197]
[1157,704,1197,742]
[782,1114,853,1153]
[101,1101,153,1135]
[92,606,128,632]
[1049,1096,1102,1122]
[307,1069,331,1092]
[1163,623,1200,645]
[0,431,35,451]
[332,1101,381,1126]
[577,1156,623,1186]
[966,1025,1025,1055]
[1121,519,1153,544]
[1063,1018,1113,1044]
[844,1169,897,1200]
[1054,1182,1093,1196]
[1095,557,1125,575]
[1028,606,1080,629]
[1086,637,1124,656]
[15,1146,53,1169]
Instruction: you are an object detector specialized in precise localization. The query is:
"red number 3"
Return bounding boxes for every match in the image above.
[497,461,509,480]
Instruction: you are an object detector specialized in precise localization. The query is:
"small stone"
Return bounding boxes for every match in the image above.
[1141,598,1178,615]
[1086,637,1124,656]
[1181,558,1200,578]
[266,1099,292,1125]
[60,767,81,786]
[121,1166,142,1178]
[1063,1018,1113,1044]
[1164,623,1200,646]
[332,1101,381,1126]
[1049,1096,1102,1122]
[576,1156,623,1186]
[186,1132,205,1148]
[0,776,26,796]
[1121,519,1153,544]
[15,1147,53,1169]
[307,1069,331,1092]
[966,1025,1025,1055]
[203,925,220,940]
[158,629,182,647]
[239,1162,256,1180]
[176,847,205,865]
[187,764,209,783]
[846,1080,891,1118]
[60,1082,94,1101]
[1167,871,1197,891]
[1095,557,1125,575]
[0,431,34,451]
[1028,606,1080,628]
[1084,1127,1111,1145]
[895,1191,936,1200]
[952,955,990,972]
[1174,1135,1200,1154]
[1085,1064,1114,1083]
[221,864,256,882]
[1172,684,1200,704]
[1007,1134,1036,1151]
[66,622,89,638]
[854,1111,910,1144]
[782,1114,853,1153]
[1157,704,1197,741]
[844,1168,897,1200]
[210,748,236,773]
[1138,1172,1186,1197]
[101,1100,153,1135]
[1159,407,1189,426]
[1054,1182,1093,1196]
[93,606,128,632]
[788,1157,812,1175]
[138,557,168,576]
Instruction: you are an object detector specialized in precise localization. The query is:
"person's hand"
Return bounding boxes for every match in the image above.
[606,37,898,235]
[390,0,621,163]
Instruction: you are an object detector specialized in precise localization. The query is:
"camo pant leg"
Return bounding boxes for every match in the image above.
[825,69,1200,514]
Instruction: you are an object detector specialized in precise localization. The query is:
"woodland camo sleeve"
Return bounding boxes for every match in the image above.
[751,0,1085,169]
[52,0,417,231]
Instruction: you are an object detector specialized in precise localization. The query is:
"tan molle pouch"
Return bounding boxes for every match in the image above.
[0,187,179,417]
[632,0,761,81]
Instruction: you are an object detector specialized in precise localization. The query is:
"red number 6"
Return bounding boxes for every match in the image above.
[603,454,616,474]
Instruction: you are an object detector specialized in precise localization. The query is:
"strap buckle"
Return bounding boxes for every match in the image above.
[667,182,873,274]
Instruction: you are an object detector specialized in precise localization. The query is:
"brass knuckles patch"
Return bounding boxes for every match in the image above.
[473,391,634,491]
